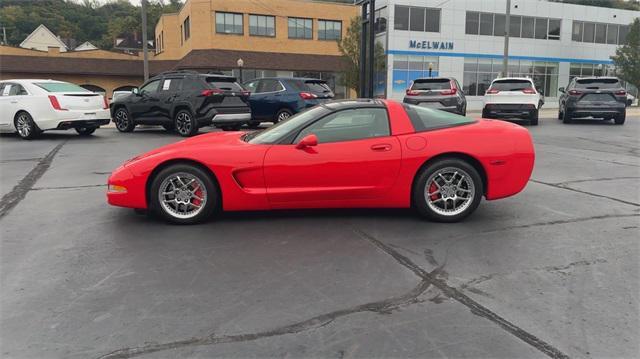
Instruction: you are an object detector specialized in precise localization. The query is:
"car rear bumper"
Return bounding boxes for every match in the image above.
[567,104,625,117]
[484,104,535,119]
[55,119,110,130]
[403,98,462,113]
[211,113,252,125]
[38,109,111,130]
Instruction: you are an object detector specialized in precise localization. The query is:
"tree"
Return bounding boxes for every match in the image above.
[611,18,640,95]
[550,0,639,11]
[337,15,386,96]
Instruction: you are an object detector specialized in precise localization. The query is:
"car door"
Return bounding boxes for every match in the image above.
[0,83,27,131]
[157,77,182,122]
[263,107,402,207]
[249,79,284,120]
[129,79,161,121]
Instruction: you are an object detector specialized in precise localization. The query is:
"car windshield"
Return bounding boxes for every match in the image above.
[35,82,91,93]
[245,106,330,144]
[411,79,451,90]
[205,77,243,91]
[575,78,620,89]
[304,81,332,93]
[490,80,532,91]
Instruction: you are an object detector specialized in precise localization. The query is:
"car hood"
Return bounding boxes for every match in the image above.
[124,131,246,166]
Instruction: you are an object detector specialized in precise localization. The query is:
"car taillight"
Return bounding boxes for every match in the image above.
[568,89,582,96]
[405,89,420,96]
[103,96,109,109]
[486,89,499,94]
[614,90,626,96]
[522,87,536,94]
[440,88,457,95]
[48,95,66,111]
[299,92,317,100]
[201,89,224,96]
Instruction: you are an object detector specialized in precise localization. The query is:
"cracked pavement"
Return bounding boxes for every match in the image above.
[1,116,639,358]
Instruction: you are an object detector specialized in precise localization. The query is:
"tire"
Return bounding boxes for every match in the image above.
[149,164,219,224]
[562,108,573,124]
[412,158,483,223]
[75,126,96,136]
[481,108,490,119]
[14,112,40,140]
[162,123,175,132]
[246,121,261,129]
[114,107,135,132]
[558,108,563,120]
[614,111,626,125]
[529,109,539,126]
[174,109,198,137]
[274,108,293,123]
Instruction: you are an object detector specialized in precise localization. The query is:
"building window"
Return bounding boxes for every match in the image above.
[534,18,547,39]
[569,62,612,84]
[318,20,342,40]
[595,23,607,43]
[391,55,439,98]
[479,13,493,35]
[465,11,479,34]
[521,16,534,38]
[572,20,628,45]
[463,58,558,97]
[394,5,440,33]
[216,12,243,35]
[183,17,190,41]
[619,25,629,43]
[288,17,313,39]
[548,19,561,40]
[494,14,506,36]
[466,12,558,40]
[509,15,521,37]
[180,25,183,45]
[374,6,388,34]
[249,14,275,37]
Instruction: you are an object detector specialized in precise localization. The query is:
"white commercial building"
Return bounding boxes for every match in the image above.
[373,0,639,109]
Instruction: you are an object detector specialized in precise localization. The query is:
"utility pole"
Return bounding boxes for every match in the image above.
[502,0,511,77]
[141,0,149,81]
[358,0,376,98]
[2,27,7,45]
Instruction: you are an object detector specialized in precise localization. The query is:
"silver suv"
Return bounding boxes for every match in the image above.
[403,77,467,116]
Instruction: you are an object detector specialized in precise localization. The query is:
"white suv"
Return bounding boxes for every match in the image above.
[482,77,544,126]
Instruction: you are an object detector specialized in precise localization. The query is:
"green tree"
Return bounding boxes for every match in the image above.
[611,18,640,96]
[337,15,386,96]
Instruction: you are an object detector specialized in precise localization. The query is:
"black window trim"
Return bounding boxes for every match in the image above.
[249,13,276,37]
[318,19,342,41]
[216,11,244,35]
[288,17,314,40]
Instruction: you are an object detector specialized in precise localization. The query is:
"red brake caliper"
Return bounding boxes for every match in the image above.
[192,187,203,206]
[429,182,439,201]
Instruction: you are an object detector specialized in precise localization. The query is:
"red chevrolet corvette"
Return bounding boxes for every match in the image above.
[107,99,534,224]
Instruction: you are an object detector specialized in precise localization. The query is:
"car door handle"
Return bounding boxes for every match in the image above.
[371,144,392,151]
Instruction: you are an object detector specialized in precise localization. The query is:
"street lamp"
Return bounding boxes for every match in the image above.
[237,58,244,83]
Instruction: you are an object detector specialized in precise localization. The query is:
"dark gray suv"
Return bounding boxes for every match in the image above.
[402,77,466,116]
[558,77,627,125]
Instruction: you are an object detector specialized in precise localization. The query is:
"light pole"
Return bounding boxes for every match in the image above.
[141,0,149,81]
[237,58,244,83]
[502,0,511,77]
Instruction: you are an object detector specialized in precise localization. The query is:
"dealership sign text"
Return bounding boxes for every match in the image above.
[409,40,454,50]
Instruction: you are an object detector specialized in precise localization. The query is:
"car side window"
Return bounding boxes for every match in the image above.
[161,78,182,92]
[140,80,160,94]
[11,85,28,96]
[0,84,6,96]
[244,80,258,93]
[1,84,13,96]
[258,79,284,93]
[294,108,390,144]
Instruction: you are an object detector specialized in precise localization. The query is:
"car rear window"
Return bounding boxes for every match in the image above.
[304,80,332,93]
[205,77,244,91]
[411,79,451,90]
[35,82,91,93]
[403,104,475,132]
[490,80,533,91]
[575,78,620,89]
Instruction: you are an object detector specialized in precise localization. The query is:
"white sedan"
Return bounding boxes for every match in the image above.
[0,79,111,139]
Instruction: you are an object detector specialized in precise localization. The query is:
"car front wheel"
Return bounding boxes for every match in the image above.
[149,164,219,224]
[114,108,135,132]
[413,158,483,222]
[562,108,573,124]
[275,109,293,123]
[174,110,198,137]
[14,112,40,140]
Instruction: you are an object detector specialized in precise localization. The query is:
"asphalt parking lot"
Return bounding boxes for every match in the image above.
[1,113,639,359]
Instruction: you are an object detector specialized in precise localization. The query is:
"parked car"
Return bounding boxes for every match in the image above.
[111,70,251,137]
[627,93,636,107]
[481,77,543,126]
[107,99,535,225]
[403,77,466,115]
[0,79,110,140]
[558,77,627,125]
[242,77,334,127]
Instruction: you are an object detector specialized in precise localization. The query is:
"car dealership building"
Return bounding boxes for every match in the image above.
[373,0,639,108]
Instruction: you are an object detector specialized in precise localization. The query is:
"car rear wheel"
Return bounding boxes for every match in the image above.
[562,108,573,124]
[529,109,539,126]
[614,111,626,125]
[174,110,198,137]
[275,109,293,123]
[149,164,219,224]
[413,158,483,222]
[246,121,261,129]
[75,126,96,136]
[14,112,40,140]
[114,108,135,132]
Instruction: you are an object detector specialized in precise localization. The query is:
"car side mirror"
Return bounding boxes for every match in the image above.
[558,87,565,93]
[296,134,318,149]
[132,88,140,96]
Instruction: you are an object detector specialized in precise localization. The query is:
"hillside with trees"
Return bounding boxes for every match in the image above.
[0,0,182,50]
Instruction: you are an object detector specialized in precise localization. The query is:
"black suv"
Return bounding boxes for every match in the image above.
[111,70,252,136]
[402,77,466,115]
[558,77,627,125]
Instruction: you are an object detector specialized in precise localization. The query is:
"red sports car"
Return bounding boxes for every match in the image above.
[107,99,534,224]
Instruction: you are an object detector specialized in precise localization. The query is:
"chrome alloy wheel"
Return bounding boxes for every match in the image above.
[115,109,129,130]
[15,114,32,138]
[424,167,475,216]
[277,111,291,121]
[158,172,207,219]
[175,112,192,135]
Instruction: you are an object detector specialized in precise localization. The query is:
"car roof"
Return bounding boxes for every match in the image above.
[413,77,453,81]
[492,77,533,82]
[254,77,325,82]
[574,76,620,81]
[321,99,385,111]
[0,79,63,84]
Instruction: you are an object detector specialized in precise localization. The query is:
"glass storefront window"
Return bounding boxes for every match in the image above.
[462,58,558,97]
